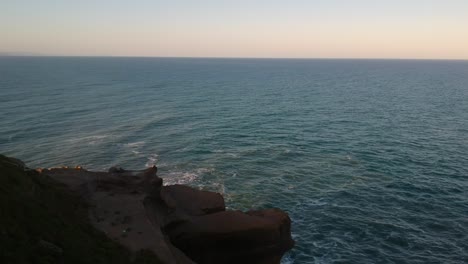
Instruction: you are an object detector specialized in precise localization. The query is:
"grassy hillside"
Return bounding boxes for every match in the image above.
[0,155,162,264]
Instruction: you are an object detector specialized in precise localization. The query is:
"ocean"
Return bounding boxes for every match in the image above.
[1,57,467,263]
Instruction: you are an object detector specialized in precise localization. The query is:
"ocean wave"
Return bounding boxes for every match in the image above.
[162,171,199,185]
[194,167,215,174]
[281,253,294,264]
[66,134,111,145]
[145,153,159,167]
[123,141,145,148]
[161,166,217,187]
[211,149,239,157]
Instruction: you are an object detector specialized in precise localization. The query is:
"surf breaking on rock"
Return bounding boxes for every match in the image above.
[36,163,295,264]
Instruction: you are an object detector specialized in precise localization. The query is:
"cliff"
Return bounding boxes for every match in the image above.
[0,155,162,264]
[0,155,294,264]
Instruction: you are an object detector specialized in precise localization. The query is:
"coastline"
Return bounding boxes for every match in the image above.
[1,155,294,264]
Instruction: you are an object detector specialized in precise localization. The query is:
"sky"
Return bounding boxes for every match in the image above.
[1,0,468,59]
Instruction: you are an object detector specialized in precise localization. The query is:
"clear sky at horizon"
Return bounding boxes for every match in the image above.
[1,0,468,59]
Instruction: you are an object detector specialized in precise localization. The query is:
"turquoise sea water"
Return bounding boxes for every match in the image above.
[1,57,467,263]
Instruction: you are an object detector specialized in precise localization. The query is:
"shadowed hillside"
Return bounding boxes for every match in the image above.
[0,155,162,264]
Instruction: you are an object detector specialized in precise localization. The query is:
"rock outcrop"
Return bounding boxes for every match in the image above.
[0,155,164,264]
[39,164,294,264]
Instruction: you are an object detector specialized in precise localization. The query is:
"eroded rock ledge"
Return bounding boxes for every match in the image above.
[38,165,294,264]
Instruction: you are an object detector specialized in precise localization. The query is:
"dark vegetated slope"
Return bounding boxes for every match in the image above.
[0,155,161,264]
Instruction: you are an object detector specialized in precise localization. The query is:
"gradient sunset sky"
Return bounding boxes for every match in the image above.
[1,0,468,59]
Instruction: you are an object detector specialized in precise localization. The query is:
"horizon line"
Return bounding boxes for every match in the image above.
[1,54,467,62]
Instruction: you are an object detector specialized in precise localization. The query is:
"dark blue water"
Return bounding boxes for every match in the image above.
[1,57,467,263]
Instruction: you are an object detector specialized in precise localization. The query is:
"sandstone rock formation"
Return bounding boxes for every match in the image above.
[40,164,294,264]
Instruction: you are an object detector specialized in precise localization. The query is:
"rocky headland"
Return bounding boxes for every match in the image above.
[1,155,294,264]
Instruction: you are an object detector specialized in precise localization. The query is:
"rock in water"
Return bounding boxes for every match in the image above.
[149,184,295,264]
[108,166,126,173]
[161,184,226,216]
[165,209,294,264]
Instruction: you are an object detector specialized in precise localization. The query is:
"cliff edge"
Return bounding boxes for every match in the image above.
[0,154,163,264]
[1,155,294,264]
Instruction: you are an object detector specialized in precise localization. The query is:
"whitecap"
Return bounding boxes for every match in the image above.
[195,167,215,174]
[174,146,190,152]
[66,134,110,144]
[162,171,199,185]
[124,141,145,148]
[281,253,295,264]
[202,181,225,195]
[161,167,215,186]
[145,154,159,167]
